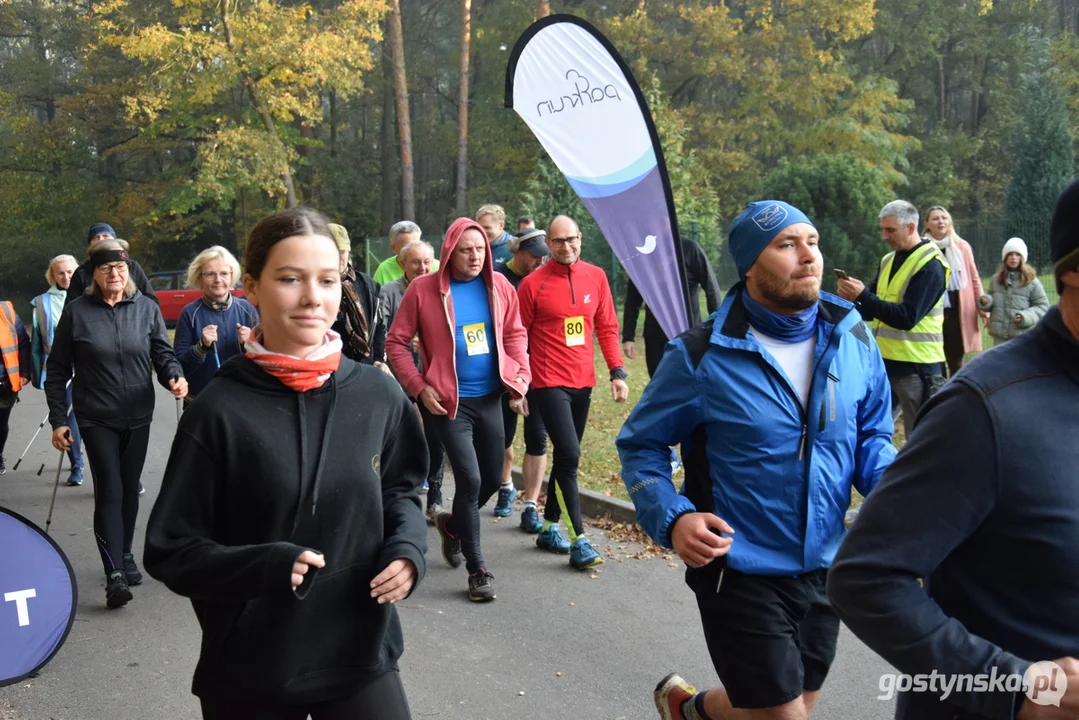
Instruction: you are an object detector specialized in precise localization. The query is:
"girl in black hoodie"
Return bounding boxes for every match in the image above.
[145,207,427,720]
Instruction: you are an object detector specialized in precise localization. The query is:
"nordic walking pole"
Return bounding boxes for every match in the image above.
[45,430,69,535]
[174,374,183,422]
[24,378,73,472]
[13,411,49,472]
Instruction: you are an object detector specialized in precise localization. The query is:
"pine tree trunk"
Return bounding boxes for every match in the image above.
[455,0,472,215]
[381,47,397,235]
[388,0,416,220]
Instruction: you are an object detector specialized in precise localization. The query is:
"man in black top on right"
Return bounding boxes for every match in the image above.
[828,180,1079,719]
[622,236,720,378]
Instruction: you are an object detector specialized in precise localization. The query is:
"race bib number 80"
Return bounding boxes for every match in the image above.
[564,316,585,347]
[463,323,490,356]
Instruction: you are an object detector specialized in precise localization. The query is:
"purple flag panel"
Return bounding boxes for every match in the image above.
[0,508,77,686]
[506,15,691,339]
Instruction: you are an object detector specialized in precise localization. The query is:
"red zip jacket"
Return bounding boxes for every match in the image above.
[386,217,530,420]
[518,259,625,390]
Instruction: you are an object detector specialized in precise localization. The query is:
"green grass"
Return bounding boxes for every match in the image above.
[510,335,649,502]
[511,301,911,503]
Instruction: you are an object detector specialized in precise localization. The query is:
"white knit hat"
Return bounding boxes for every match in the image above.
[1001,237,1028,263]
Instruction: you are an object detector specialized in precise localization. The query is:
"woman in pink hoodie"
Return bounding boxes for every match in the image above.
[386,217,530,602]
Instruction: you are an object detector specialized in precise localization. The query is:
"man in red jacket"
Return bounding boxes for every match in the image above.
[518,214,629,570]
[386,217,531,603]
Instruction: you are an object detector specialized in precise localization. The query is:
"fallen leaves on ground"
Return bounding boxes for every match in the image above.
[588,516,669,561]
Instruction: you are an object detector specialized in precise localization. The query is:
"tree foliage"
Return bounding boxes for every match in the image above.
[4,0,1079,310]
[1003,41,1076,238]
[760,154,894,280]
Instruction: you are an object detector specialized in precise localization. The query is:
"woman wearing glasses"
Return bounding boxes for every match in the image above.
[45,237,187,608]
[174,246,259,404]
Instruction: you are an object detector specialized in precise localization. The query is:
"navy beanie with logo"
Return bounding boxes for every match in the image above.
[728,201,815,280]
[87,223,116,244]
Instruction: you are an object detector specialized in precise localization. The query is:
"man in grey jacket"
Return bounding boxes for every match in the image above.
[380,238,443,519]
[828,180,1079,719]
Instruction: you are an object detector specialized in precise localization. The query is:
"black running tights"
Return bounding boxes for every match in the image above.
[530,387,592,539]
[0,405,11,457]
[81,424,150,577]
[429,392,504,574]
[200,670,412,720]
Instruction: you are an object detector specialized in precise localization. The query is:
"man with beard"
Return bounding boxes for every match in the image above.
[617,201,896,720]
[835,200,948,436]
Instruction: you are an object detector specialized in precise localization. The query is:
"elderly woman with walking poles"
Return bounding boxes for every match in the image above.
[173,246,259,404]
[31,254,84,485]
[45,237,187,609]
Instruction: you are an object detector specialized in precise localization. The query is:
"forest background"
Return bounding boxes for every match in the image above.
[3,0,1078,309]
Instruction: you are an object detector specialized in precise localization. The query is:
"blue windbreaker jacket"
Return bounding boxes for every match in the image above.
[616,288,897,576]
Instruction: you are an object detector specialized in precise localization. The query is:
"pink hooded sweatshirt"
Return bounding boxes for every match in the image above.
[385,217,530,419]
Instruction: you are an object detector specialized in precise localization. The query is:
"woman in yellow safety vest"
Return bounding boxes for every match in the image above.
[0,300,33,475]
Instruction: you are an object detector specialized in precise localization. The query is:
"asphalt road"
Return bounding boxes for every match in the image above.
[0,386,897,720]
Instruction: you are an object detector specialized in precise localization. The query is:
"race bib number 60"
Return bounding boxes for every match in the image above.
[463,323,490,356]
[564,316,585,347]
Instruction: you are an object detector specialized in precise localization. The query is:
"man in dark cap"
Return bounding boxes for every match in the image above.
[495,227,551,528]
[66,223,159,308]
[622,237,720,379]
[619,200,896,720]
[828,180,1079,719]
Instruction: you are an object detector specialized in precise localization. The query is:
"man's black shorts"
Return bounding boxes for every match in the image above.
[688,564,840,709]
[500,391,548,455]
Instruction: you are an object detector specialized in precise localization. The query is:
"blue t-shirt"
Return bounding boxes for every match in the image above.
[450,276,500,397]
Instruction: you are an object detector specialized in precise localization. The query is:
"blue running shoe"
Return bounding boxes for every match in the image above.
[570,536,604,570]
[536,525,570,554]
[519,505,543,533]
[494,484,516,517]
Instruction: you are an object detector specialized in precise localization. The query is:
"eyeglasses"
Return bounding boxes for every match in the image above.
[96,263,128,276]
[548,236,581,246]
[200,272,233,280]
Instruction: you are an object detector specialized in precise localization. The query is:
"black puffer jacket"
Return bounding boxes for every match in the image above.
[45,291,182,430]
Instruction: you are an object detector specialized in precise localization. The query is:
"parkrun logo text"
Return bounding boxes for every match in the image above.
[536,69,622,117]
[878,663,1067,707]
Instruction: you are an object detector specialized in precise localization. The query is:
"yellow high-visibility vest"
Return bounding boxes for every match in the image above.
[871,242,951,364]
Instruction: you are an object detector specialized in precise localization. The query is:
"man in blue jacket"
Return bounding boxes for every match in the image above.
[617,200,897,720]
[827,184,1079,719]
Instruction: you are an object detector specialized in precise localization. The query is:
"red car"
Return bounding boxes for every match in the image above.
[148,271,246,328]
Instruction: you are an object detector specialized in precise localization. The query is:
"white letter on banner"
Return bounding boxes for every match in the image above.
[4,588,37,626]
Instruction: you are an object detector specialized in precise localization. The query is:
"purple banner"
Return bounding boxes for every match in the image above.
[506,15,691,339]
[0,508,77,686]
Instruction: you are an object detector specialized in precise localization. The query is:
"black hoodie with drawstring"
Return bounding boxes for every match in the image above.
[144,353,428,705]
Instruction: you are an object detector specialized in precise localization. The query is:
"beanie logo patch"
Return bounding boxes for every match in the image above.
[752,204,788,232]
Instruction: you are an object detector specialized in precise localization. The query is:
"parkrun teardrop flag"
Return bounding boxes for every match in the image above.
[506,14,691,339]
[0,507,77,686]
